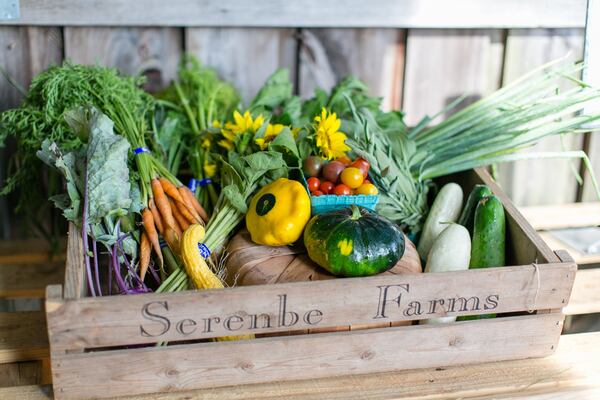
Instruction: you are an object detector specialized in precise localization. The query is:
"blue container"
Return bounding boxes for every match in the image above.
[310,194,380,215]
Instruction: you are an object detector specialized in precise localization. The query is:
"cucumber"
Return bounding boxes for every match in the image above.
[460,195,505,321]
[417,183,463,260]
[458,184,492,235]
[470,195,505,269]
[422,224,471,325]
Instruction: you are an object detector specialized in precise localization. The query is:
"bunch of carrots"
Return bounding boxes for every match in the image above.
[139,176,209,281]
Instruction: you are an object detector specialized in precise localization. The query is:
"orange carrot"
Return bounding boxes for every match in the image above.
[142,208,164,269]
[163,226,181,255]
[148,198,164,234]
[176,198,198,225]
[159,177,185,203]
[169,198,190,231]
[139,231,151,281]
[151,178,176,229]
[179,186,209,222]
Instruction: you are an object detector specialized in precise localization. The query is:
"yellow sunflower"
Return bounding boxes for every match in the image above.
[255,123,285,150]
[218,110,265,150]
[314,108,350,160]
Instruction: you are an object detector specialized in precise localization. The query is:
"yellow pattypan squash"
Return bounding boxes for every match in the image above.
[246,178,311,246]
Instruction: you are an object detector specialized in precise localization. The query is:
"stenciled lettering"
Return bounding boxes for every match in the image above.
[140,301,170,337]
[484,294,500,310]
[374,284,410,319]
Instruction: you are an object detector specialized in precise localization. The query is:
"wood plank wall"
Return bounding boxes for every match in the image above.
[0,26,592,237]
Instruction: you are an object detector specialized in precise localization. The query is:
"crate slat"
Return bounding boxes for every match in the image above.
[7,332,600,400]
[565,268,600,315]
[0,263,64,299]
[50,313,562,399]
[0,312,48,364]
[0,239,65,265]
[2,0,587,28]
[47,261,574,351]
[520,202,600,230]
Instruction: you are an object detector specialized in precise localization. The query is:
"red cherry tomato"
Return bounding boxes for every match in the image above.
[312,190,325,197]
[307,177,320,192]
[319,181,334,194]
[333,184,351,196]
[350,158,370,178]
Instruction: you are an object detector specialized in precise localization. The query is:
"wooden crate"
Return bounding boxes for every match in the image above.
[45,167,577,400]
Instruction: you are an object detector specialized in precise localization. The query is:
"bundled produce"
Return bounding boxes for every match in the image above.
[2,54,600,322]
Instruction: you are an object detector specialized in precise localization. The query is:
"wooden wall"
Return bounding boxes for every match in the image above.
[0,25,594,237]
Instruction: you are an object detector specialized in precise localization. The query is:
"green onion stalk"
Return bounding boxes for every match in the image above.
[346,58,600,235]
[160,55,240,216]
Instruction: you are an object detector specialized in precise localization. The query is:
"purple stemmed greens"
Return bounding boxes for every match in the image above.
[38,106,150,296]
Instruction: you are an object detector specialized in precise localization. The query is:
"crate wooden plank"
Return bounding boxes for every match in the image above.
[0,27,62,111]
[0,262,64,298]
[537,231,600,265]
[496,28,584,207]
[298,28,405,110]
[520,202,600,230]
[0,359,51,387]
[64,27,182,93]
[402,29,504,126]
[185,28,297,104]
[7,332,600,400]
[0,312,48,364]
[0,239,65,265]
[62,224,86,300]
[0,26,62,238]
[46,261,574,350]
[49,313,562,399]
[2,0,587,28]
[565,268,600,315]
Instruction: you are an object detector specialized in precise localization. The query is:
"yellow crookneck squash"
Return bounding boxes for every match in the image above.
[246,178,311,246]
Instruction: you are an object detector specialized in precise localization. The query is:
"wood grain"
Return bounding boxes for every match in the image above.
[62,224,85,300]
[2,0,587,28]
[402,29,504,126]
[564,268,600,315]
[64,27,182,92]
[496,28,585,207]
[0,262,64,299]
[46,262,573,351]
[0,360,43,387]
[0,312,48,364]
[0,239,65,265]
[50,314,562,400]
[298,29,405,110]
[185,28,297,104]
[0,27,62,111]
[6,332,600,399]
[520,202,600,230]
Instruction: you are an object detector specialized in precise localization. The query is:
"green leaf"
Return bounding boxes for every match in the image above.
[84,108,132,224]
[251,69,294,109]
[268,127,299,158]
[222,184,248,214]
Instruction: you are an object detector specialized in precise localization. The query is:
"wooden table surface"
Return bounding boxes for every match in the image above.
[2,331,599,400]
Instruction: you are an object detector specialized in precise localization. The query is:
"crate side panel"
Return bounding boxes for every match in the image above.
[47,263,575,350]
[50,313,562,400]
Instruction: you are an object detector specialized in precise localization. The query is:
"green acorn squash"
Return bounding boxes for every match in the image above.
[303,205,406,277]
